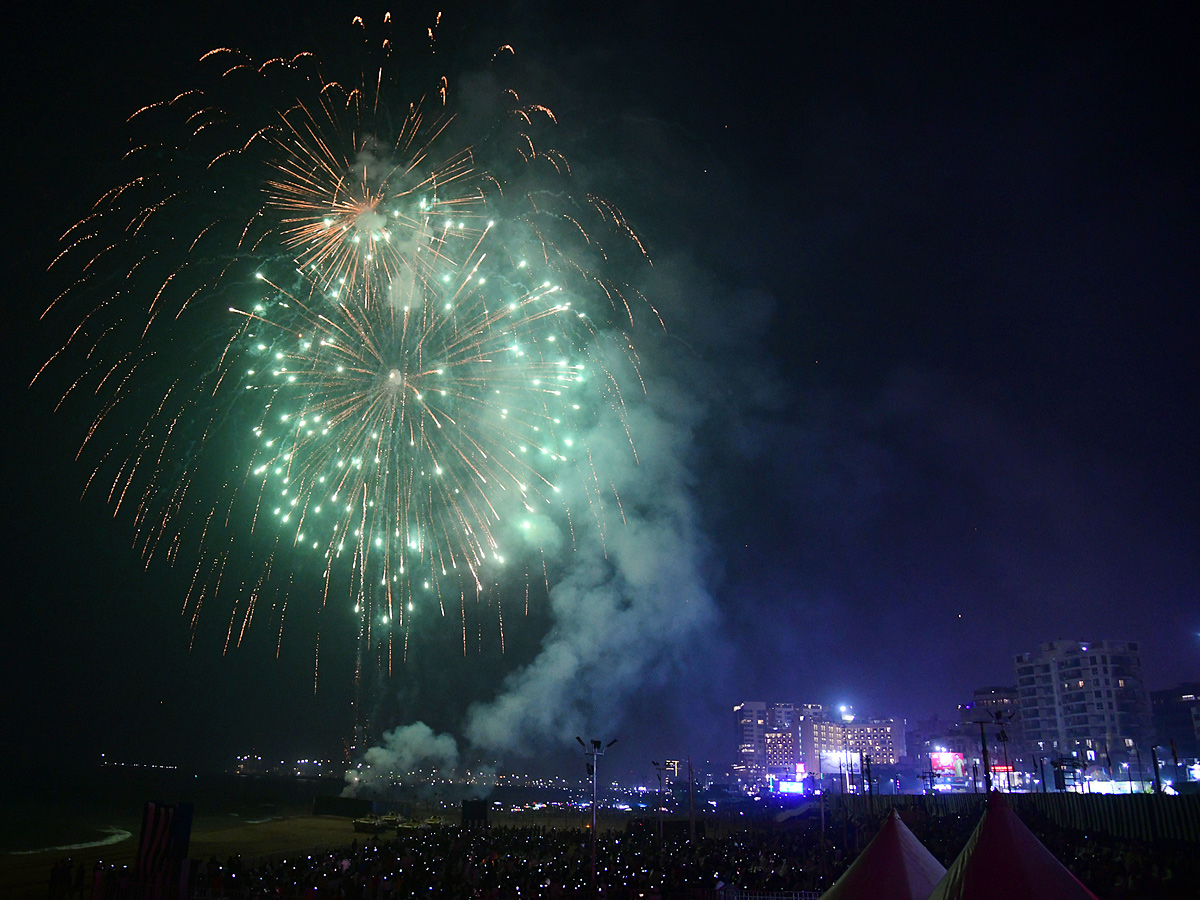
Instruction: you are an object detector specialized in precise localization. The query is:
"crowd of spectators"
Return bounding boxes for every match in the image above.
[73,808,1200,900]
[1017,806,1196,899]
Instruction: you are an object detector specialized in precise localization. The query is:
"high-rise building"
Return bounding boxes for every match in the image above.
[799,715,844,776]
[734,702,768,776]
[960,686,1021,725]
[960,685,1026,761]
[767,702,795,731]
[735,701,838,777]
[1151,683,1200,759]
[763,728,798,777]
[843,718,904,765]
[735,702,828,777]
[740,702,902,780]
[798,714,904,775]
[1014,639,1152,763]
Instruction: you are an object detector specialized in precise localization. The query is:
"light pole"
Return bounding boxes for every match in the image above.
[862,752,874,819]
[995,714,1013,792]
[651,760,667,889]
[978,721,993,792]
[578,736,617,889]
[651,760,667,848]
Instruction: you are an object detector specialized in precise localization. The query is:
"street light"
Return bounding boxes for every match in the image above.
[977,720,993,792]
[577,736,617,888]
[652,760,667,889]
[993,712,1014,792]
[651,760,667,848]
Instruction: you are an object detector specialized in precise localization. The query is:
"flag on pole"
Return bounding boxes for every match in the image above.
[136,801,194,894]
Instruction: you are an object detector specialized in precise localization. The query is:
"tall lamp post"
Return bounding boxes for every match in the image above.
[994,712,1014,792]
[976,710,1015,793]
[651,760,667,849]
[651,760,667,889]
[977,720,993,792]
[578,736,617,889]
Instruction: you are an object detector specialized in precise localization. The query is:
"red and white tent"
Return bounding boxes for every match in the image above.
[925,792,1099,900]
[820,809,947,900]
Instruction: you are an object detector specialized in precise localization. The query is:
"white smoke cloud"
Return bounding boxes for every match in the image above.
[343,346,718,793]
[344,722,460,796]
[464,381,716,754]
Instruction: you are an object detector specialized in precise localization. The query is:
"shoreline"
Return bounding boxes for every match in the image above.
[6,827,134,856]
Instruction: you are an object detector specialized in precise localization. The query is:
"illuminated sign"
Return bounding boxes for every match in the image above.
[778,781,806,794]
[929,751,966,776]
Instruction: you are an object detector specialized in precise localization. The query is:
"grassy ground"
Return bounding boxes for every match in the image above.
[2,808,635,899]
[0,814,359,900]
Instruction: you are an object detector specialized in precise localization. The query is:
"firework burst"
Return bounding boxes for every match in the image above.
[39,14,653,684]
[233,231,600,641]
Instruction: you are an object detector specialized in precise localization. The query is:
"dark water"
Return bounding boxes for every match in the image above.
[0,767,337,855]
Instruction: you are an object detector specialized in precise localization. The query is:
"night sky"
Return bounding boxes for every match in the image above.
[4,3,1197,780]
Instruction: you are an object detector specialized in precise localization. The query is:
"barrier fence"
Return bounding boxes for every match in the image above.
[828,791,1200,844]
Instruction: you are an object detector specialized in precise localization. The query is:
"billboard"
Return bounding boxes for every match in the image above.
[929,751,966,776]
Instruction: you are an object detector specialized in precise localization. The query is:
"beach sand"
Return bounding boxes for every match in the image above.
[0,814,360,900]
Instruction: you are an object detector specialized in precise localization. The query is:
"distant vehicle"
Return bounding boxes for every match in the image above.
[352,816,388,834]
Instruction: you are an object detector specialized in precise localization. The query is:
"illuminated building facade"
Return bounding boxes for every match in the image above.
[1014,639,1152,763]
[799,715,843,775]
[734,702,768,776]
[740,702,902,780]
[843,718,904,765]
[736,701,828,778]
[763,728,797,777]
[796,714,903,775]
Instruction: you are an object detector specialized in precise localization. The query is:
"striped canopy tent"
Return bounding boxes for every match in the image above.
[820,809,947,900]
[926,792,1099,900]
